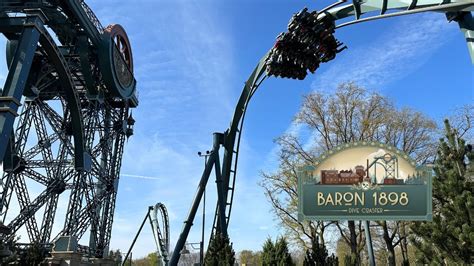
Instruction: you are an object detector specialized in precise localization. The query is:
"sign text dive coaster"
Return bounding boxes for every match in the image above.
[297,142,432,221]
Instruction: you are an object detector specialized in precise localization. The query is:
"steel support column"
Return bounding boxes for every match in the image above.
[213,133,227,237]
[364,221,376,266]
[0,19,40,162]
[171,55,267,265]
[169,139,219,265]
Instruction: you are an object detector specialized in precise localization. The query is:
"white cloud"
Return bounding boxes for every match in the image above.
[102,0,237,258]
[121,174,162,180]
[311,13,456,91]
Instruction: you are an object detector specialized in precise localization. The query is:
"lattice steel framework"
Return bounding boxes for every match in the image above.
[0,0,137,258]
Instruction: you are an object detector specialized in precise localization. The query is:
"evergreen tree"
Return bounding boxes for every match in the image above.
[303,238,338,266]
[204,233,235,266]
[18,244,45,265]
[261,237,276,265]
[274,237,294,266]
[261,237,295,266]
[411,120,474,264]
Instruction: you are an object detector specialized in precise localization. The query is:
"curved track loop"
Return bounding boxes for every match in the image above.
[209,54,268,241]
[150,203,170,265]
[122,203,170,266]
[170,53,268,264]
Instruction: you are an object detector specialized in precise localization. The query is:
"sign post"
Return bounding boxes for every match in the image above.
[364,221,375,266]
[297,142,433,264]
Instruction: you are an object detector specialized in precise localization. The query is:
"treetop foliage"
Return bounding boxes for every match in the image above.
[261,236,295,266]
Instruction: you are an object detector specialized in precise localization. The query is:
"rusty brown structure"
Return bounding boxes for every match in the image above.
[320,165,367,185]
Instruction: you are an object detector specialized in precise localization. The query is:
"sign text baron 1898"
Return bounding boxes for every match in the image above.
[297,142,432,221]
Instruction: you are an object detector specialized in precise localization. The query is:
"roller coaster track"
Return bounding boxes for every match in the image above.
[123,203,170,266]
[170,0,473,264]
[0,0,137,258]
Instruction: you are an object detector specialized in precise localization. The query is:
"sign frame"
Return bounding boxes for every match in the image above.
[297,141,433,221]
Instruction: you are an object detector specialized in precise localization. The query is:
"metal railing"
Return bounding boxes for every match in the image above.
[77,0,104,34]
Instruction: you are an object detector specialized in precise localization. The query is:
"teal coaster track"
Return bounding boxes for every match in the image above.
[0,0,137,258]
[170,0,473,264]
[122,203,170,266]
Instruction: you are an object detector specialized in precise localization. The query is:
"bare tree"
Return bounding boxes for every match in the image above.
[334,220,366,264]
[294,83,436,161]
[448,104,474,141]
[261,82,437,265]
[239,250,262,265]
[260,134,332,249]
[374,221,409,266]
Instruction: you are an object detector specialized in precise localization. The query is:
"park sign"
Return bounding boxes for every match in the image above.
[297,142,433,221]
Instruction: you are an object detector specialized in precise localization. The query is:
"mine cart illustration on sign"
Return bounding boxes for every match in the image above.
[298,142,432,221]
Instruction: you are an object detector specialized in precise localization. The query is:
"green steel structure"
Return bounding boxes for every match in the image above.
[123,203,170,266]
[170,0,473,265]
[0,0,137,259]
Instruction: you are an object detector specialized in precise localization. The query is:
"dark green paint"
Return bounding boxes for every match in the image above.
[299,183,432,221]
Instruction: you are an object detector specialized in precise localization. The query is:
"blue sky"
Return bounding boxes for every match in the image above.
[0,0,473,259]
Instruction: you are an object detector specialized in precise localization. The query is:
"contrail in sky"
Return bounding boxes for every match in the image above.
[120,174,162,180]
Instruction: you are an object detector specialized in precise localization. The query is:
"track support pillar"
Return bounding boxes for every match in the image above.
[213,133,228,238]
[169,135,219,265]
